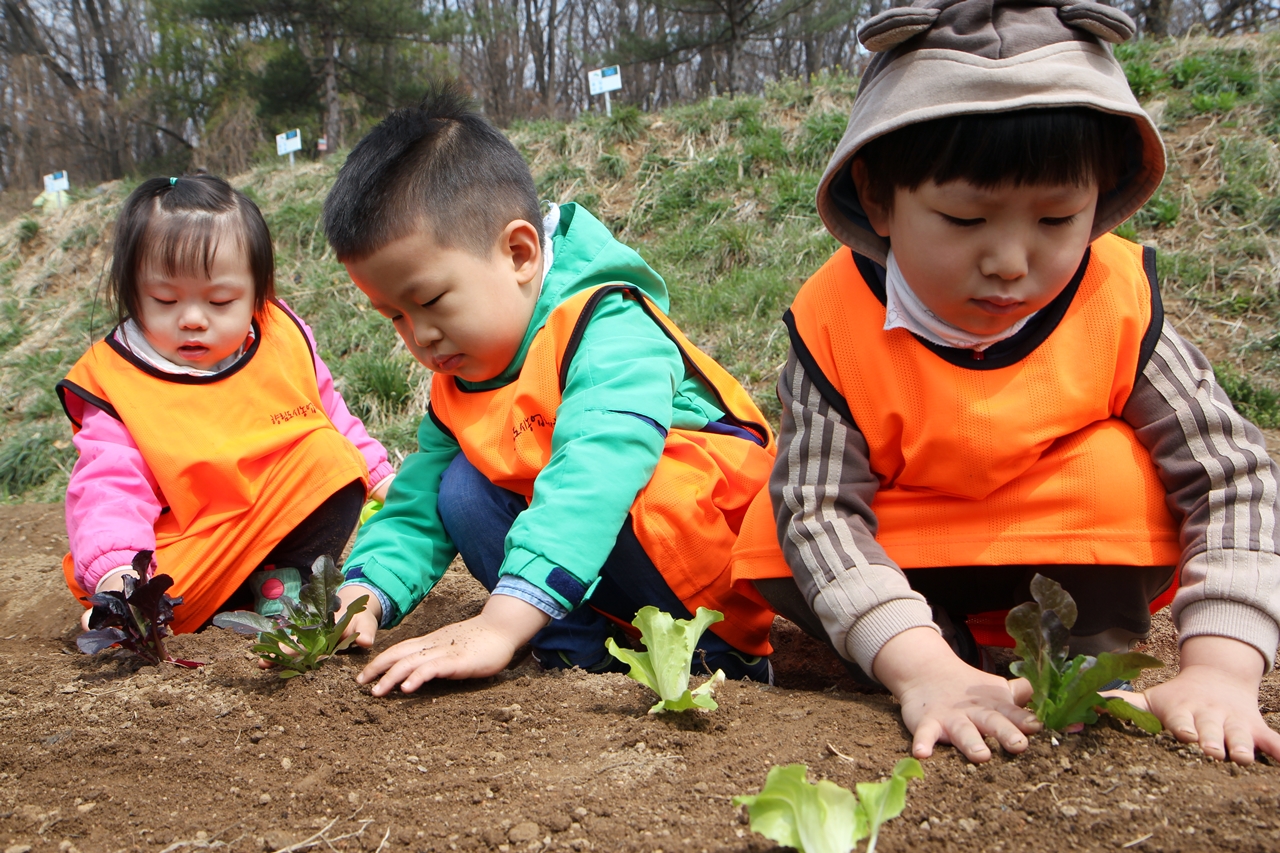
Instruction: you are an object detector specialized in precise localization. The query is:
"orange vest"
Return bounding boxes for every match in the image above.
[429,284,779,655]
[58,301,369,632]
[734,235,1181,596]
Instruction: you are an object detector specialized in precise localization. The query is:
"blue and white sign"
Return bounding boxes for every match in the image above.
[44,171,69,194]
[276,129,303,156]
[588,65,622,96]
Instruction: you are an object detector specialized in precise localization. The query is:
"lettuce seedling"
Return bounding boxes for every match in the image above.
[1007,573,1163,733]
[77,550,201,668]
[212,555,367,679]
[605,606,726,713]
[733,759,924,853]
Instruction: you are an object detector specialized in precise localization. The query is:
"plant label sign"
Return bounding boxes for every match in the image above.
[588,65,622,96]
[44,171,70,193]
[276,129,303,156]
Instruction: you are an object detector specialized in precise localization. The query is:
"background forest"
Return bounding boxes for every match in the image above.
[2,0,1280,193]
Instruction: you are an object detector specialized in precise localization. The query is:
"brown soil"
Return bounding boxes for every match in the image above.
[3,504,1279,853]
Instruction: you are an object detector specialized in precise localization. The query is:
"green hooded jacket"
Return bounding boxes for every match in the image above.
[343,204,727,624]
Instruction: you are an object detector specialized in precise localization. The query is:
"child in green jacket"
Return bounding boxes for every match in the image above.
[322,84,779,695]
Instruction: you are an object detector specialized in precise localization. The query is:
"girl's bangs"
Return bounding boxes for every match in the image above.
[138,206,245,279]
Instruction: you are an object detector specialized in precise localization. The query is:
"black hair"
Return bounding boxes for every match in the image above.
[856,108,1136,212]
[109,174,275,324]
[323,81,543,262]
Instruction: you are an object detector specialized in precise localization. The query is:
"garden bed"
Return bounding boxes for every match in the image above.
[2,502,1278,853]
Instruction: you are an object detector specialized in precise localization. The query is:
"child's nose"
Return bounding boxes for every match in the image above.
[411,318,442,348]
[178,306,209,329]
[980,242,1029,281]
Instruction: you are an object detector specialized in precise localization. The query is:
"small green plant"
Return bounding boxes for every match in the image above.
[602,104,645,144]
[1006,574,1163,734]
[1215,363,1280,428]
[733,759,924,853]
[16,218,39,247]
[78,550,202,668]
[605,606,726,713]
[213,556,368,678]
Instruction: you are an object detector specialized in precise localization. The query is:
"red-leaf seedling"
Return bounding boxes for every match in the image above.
[77,550,202,668]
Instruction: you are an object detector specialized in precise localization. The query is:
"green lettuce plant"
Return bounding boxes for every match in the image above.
[212,556,367,679]
[605,606,726,713]
[733,759,924,853]
[1007,574,1163,733]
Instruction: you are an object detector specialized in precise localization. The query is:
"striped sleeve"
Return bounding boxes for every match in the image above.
[770,347,935,676]
[1122,321,1280,669]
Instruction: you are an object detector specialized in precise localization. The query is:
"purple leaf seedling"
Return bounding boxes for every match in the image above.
[77,550,201,668]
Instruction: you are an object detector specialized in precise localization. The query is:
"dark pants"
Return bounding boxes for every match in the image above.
[756,563,1175,678]
[436,453,768,681]
[221,479,365,612]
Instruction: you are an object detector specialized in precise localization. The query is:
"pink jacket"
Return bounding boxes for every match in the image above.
[64,305,395,592]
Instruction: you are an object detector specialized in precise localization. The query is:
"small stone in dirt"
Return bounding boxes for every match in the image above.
[58,683,78,694]
[919,820,930,831]
[258,794,271,805]
[508,822,540,844]
[573,807,589,818]
[544,813,572,833]
[75,802,95,814]
[481,827,507,846]
[249,732,265,744]
[492,704,522,723]
[693,782,709,794]
[280,757,292,771]
[957,818,980,832]
[5,845,32,853]
[1060,805,1078,818]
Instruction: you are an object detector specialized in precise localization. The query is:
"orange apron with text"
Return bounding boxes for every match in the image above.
[58,302,369,632]
[732,234,1181,643]
[429,284,778,656]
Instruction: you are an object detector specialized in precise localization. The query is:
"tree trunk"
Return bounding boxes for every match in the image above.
[1141,0,1174,37]
[323,26,340,152]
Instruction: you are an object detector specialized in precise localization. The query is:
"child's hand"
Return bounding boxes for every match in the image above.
[357,594,550,696]
[873,626,1040,763]
[338,584,382,649]
[1114,635,1280,765]
[79,568,139,630]
[369,474,394,503]
[257,584,382,670]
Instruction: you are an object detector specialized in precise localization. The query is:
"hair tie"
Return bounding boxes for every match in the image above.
[170,177,178,186]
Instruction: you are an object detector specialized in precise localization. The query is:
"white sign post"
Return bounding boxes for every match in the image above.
[276,129,303,167]
[587,65,623,117]
[43,170,70,209]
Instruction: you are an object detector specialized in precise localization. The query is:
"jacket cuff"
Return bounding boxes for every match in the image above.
[367,463,396,490]
[493,577,571,620]
[337,581,398,628]
[1177,598,1279,673]
[342,556,417,628]
[499,546,595,613]
[83,550,145,594]
[811,573,935,678]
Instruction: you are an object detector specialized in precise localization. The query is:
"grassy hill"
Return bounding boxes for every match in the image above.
[1,34,1277,502]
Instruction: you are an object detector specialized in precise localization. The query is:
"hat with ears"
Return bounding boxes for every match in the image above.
[816,0,1166,265]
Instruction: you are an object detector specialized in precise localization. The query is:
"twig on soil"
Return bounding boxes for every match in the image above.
[1122,832,1154,848]
[268,809,373,853]
[825,742,858,764]
[373,827,391,853]
[157,822,244,853]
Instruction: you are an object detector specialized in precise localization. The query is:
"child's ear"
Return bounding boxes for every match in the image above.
[500,220,542,286]
[850,159,892,238]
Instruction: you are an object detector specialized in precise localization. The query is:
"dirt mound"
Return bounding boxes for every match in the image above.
[2,503,1278,853]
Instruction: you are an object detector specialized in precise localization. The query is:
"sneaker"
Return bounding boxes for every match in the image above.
[531,648,631,674]
[247,565,302,617]
[703,650,774,685]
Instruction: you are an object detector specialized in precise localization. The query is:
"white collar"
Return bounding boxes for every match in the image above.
[882,249,1034,352]
[116,319,250,376]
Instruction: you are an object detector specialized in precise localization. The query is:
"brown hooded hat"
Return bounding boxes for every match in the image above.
[816,0,1166,265]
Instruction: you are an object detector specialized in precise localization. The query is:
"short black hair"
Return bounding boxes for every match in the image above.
[110,174,274,324]
[324,82,543,262]
[856,108,1136,212]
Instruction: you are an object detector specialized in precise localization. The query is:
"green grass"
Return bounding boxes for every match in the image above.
[1,36,1278,503]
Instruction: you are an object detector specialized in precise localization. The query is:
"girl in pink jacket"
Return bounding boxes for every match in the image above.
[59,175,394,631]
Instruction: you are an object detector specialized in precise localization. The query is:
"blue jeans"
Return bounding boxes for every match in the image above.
[437,454,769,682]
